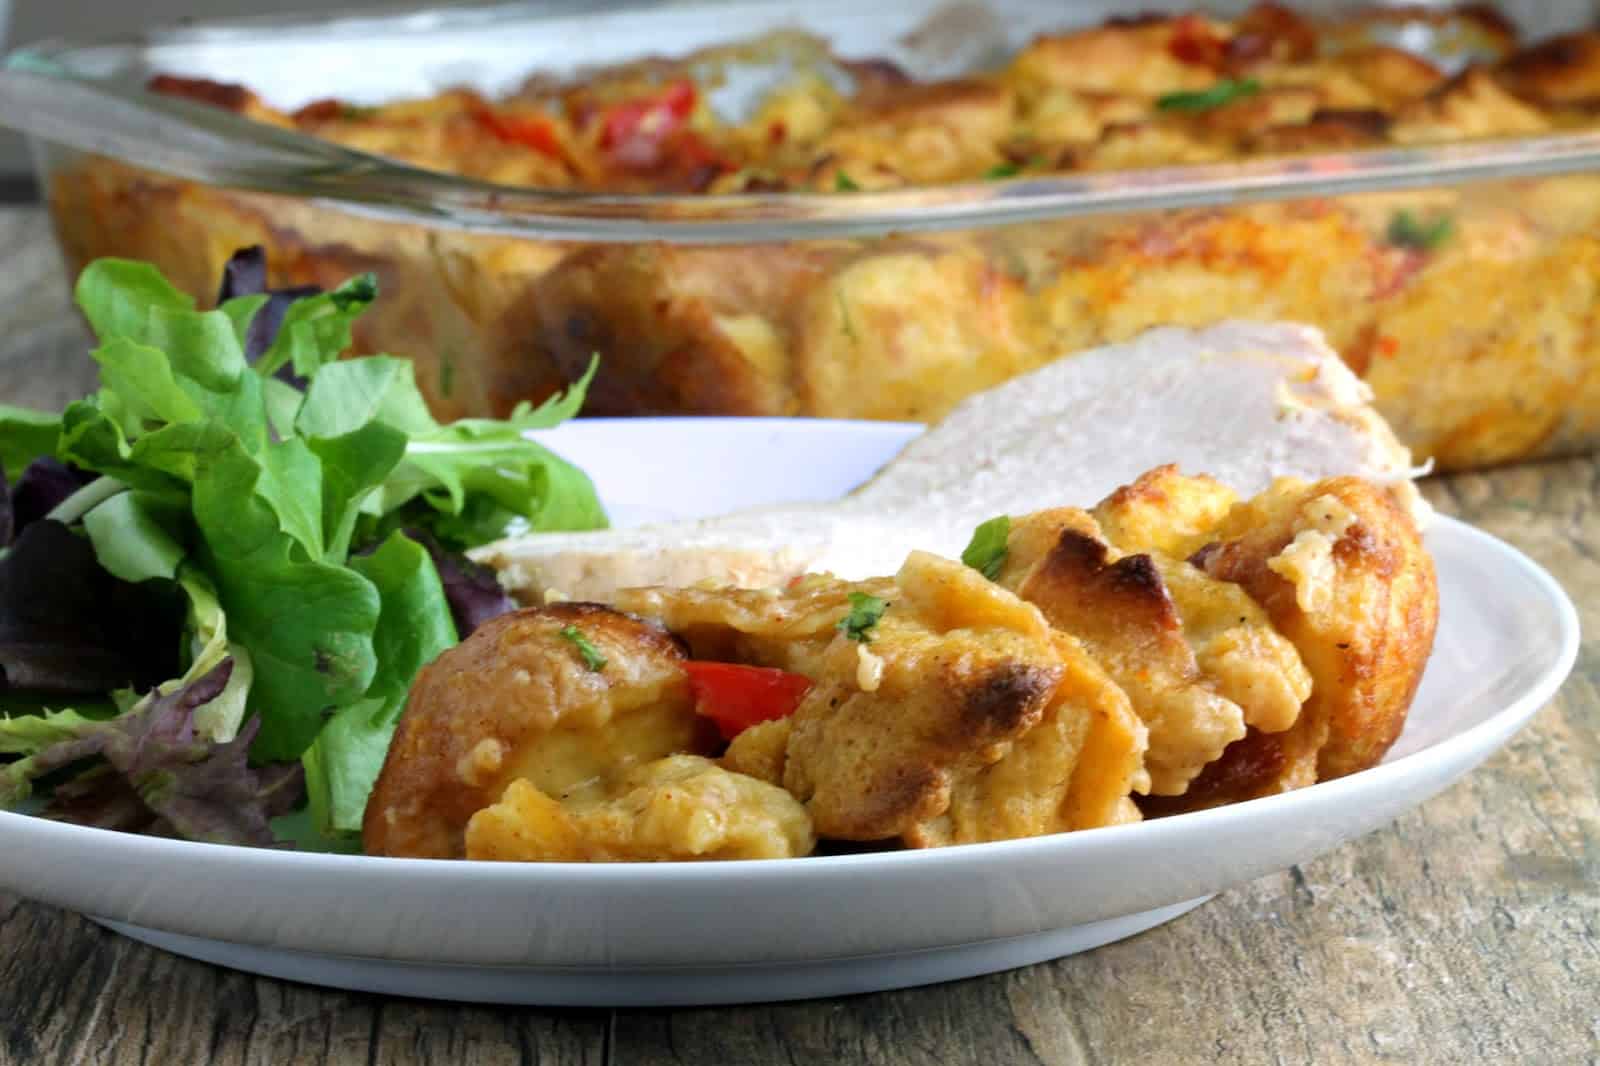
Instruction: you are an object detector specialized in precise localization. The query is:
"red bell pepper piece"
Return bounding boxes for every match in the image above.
[1168,14,1226,68]
[682,661,813,741]
[474,108,566,160]
[598,80,698,167]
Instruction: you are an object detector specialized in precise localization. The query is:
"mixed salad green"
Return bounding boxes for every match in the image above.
[0,249,606,851]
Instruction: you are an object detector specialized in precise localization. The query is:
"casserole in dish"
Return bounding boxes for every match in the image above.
[7,0,1600,469]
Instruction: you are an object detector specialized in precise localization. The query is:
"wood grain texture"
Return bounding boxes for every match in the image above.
[0,204,1594,1066]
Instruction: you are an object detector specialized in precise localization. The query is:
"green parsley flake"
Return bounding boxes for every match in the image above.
[837,592,888,644]
[1386,210,1454,251]
[438,351,456,398]
[836,292,858,344]
[1155,78,1260,113]
[834,172,861,193]
[328,272,378,310]
[960,515,1012,580]
[559,625,607,671]
[983,161,1022,180]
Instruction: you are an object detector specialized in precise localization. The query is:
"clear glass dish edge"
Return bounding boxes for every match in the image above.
[7,1,1600,243]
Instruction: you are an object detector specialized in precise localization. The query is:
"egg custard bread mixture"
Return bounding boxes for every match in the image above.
[48,2,1600,470]
[364,466,1437,861]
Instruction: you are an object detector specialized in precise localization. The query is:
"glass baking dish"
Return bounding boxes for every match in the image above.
[4,0,1600,471]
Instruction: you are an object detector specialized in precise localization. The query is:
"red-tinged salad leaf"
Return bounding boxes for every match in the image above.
[0,659,304,846]
[0,248,606,850]
[7,458,96,541]
[403,527,515,637]
[216,244,321,380]
[0,520,184,695]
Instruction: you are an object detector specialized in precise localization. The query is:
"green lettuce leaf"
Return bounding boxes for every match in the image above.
[176,569,253,744]
[306,422,408,563]
[256,273,377,382]
[74,259,194,349]
[192,439,380,761]
[0,405,61,479]
[1,252,605,848]
[81,489,188,583]
[302,531,455,840]
[358,357,606,549]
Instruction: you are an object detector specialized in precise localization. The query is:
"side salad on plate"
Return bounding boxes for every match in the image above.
[0,250,606,852]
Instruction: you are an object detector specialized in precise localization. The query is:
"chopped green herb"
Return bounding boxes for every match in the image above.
[1156,78,1261,113]
[834,171,861,193]
[997,243,1032,285]
[837,591,889,644]
[961,515,1012,580]
[836,292,858,344]
[1386,210,1454,251]
[438,351,456,399]
[983,162,1022,180]
[559,625,607,671]
[328,272,378,311]
[340,104,379,121]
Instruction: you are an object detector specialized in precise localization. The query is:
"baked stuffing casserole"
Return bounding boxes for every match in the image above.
[44,3,1600,469]
[365,465,1437,861]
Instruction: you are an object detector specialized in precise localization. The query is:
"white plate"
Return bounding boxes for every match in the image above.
[0,419,1578,1007]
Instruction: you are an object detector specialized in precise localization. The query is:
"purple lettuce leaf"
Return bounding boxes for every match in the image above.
[0,466,10,548]
[217,245,321,378]
[0,519,185,695]
[402,527,515,637]
[25,659,305,846]
[8,459,96,544]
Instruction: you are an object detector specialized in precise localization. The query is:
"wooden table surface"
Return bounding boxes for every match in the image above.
[0,204,1595,1065]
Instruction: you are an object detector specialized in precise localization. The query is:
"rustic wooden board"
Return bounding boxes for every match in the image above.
[0,205,1594,1065]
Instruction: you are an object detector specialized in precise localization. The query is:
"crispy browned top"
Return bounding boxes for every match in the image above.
[364,603,708,859]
